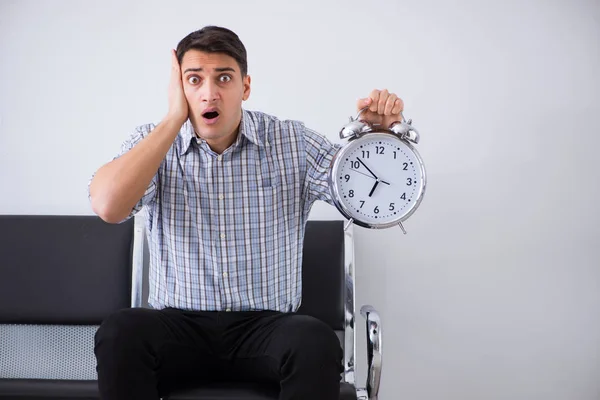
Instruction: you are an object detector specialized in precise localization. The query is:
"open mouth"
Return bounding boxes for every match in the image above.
[203,111,219,120]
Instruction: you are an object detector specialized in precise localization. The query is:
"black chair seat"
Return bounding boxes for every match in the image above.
[167,381,357,400]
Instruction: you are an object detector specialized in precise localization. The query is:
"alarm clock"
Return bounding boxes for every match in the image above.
[328,107,426,232]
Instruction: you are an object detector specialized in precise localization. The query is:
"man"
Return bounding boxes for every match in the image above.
[88,26,404,400]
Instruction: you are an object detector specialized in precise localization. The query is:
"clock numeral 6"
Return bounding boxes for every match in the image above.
[374,206,379,214]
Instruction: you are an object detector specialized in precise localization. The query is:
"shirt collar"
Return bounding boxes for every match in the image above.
[179,109,263,155]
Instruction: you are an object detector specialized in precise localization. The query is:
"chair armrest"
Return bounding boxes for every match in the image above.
[360,305,382,400]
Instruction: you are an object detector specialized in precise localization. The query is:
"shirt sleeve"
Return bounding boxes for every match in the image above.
[87,123,158,221]
[303,126,341,206]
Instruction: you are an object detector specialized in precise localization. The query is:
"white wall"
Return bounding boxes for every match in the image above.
[1,0,599,399]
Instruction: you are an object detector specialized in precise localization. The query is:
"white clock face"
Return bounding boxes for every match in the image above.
[330,132,425,228]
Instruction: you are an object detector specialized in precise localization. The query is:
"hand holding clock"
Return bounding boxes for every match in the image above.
[356,89,404,128]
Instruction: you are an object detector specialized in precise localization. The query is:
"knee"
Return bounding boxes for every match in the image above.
[285,315,342,366]
[94,308,155,352]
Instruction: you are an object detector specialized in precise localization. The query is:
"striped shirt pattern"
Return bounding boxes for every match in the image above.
[108,109,340,312]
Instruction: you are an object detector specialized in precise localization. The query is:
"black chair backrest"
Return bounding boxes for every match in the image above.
[0,215,134,325]
[297,220,346,330]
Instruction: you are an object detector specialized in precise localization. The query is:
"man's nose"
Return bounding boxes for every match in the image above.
[200,81,219,103]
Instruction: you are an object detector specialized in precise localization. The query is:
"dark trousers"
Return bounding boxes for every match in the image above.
[94,307,343,400]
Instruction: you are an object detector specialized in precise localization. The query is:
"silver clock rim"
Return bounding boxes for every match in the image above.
[328,131,427,229]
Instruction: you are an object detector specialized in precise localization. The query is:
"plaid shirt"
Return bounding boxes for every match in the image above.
[106,109,340,312]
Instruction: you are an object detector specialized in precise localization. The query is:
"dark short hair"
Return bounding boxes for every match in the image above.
[176,26,248,76]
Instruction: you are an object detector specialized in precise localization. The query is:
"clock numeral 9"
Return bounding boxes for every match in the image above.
[344,174,350,182]
[349,190,354,198]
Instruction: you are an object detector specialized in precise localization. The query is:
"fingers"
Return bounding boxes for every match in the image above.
[384,93,398,115]
[364,89,404,116]
[369,89,380,113]
[392,98,404,115]
[377,89,389,114]
[171,49,181,76]
[357,97,372,111]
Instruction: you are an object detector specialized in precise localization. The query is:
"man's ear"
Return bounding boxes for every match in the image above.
[242,75,251,101]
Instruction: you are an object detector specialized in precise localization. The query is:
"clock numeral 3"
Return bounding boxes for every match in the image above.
[407,178,414,186]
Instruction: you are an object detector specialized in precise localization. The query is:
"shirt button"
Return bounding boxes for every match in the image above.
[226,308,231,312]
[217,155,223,161]
[220,233,226,239]
[218,194,224,200]
[223,272,228,278]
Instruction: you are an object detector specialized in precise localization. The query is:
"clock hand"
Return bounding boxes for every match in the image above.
[352,167,390,185]
[351,168,376,180]
[368,181,379,197]
[356,158,378,179]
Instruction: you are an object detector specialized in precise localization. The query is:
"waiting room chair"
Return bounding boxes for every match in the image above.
[0,215,382,400]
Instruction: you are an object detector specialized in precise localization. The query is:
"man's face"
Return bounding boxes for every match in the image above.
[181,49,251,146]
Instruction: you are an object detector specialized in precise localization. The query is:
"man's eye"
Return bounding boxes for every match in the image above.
[219,75,231,83]
[188,76,200,84]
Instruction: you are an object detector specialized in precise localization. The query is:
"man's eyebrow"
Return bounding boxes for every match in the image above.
[183,67,237,74]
